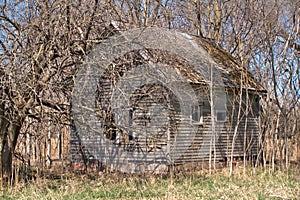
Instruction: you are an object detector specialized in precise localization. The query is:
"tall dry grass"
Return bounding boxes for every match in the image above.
[1,167,299,200]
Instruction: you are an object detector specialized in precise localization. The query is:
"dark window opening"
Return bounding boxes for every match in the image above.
[192,105,203,123]
[216,110,226,122]
[129,109,134,140]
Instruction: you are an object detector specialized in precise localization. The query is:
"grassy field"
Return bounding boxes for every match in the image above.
[1,168,299,200]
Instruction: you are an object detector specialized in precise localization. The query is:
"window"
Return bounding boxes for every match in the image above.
[216,110,226,122]
[128,109,134,140]
[191,104,203,124]
[129,109,134,126]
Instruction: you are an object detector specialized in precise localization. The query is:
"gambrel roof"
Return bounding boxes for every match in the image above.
[103,22,266,93]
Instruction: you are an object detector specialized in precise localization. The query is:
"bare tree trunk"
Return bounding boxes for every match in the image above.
[58,131,62,160]
[229,75,243,176]
[47,136,51,167]
[26,121,31,170]
[0,102,7,187]
[2,122,21,183]
[243,113,248,174]
[213,0,221,43]
[273,108,281,171]
[209,63,216,174]
[284,117,289,170]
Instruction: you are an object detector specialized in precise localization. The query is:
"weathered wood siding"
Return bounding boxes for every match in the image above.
[70,75,261,172]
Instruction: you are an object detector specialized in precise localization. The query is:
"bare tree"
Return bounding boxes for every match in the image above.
[0,0,117,182]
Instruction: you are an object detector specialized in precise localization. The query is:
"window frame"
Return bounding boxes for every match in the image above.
[191,104,203,124]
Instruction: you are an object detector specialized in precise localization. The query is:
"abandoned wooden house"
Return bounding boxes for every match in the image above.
[70,28,266,173]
